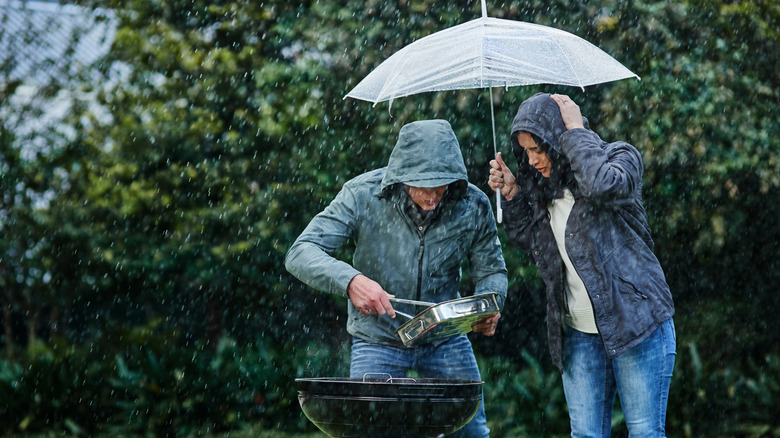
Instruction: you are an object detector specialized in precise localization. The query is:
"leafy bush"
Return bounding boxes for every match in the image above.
[0,320,348,436]
[99,320,347,435]
[2,332,780,436]
[481,350,569,438]
[669,343,780,438]
[481,347,780,438]
[0,337,116,435]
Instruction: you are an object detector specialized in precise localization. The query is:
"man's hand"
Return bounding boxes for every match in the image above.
[550,94,584,130]
[471,313,501,337]
[347,274,396,318]
[488,153,519,200]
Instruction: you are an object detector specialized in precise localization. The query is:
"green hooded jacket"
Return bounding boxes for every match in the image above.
[285,120,508,346]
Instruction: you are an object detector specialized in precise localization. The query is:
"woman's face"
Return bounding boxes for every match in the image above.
[517,132,551,178]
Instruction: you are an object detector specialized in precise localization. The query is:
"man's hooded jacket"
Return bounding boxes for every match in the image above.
[285,119,508,346]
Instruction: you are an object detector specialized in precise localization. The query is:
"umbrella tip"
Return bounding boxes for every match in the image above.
[481,0,487,17]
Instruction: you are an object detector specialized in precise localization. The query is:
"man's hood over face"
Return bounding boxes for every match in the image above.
[381,119,468,198]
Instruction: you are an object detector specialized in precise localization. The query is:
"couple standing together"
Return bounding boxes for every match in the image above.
[285,92,676,437]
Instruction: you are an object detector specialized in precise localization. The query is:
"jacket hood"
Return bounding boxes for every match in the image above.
[381,120,468,197]
[510,93,588,201]
[510,92,589,157]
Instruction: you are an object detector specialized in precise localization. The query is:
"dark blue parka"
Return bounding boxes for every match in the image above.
[502,93,674,371]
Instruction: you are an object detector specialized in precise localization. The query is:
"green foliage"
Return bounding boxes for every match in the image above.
[481,351,569,437]
[669,343,780,437]
[0,338,114,434]
[479,346,780,438]
[0,320,347,435]
[1,0,779,434]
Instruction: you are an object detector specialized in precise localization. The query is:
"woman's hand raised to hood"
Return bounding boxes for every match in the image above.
[551,94,585,131]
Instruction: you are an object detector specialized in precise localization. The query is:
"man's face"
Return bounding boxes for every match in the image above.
[405,185,448,210]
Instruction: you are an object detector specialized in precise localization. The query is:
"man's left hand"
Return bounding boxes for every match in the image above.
[471,313,501,336]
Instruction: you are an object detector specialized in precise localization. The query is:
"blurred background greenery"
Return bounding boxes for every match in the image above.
[1,0,778,436]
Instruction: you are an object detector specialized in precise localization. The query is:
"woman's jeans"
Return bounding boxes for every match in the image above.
[562,318,676,438]
[350,335,489,438]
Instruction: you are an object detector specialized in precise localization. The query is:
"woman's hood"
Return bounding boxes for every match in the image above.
[509,93,588,200]
[381,119,468,198]
[510,92,589,156]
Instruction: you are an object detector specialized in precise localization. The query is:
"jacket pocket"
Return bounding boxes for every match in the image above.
[617,276,648,302]
[611,275,653,341]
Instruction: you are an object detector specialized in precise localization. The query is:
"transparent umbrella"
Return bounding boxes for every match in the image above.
[345,0,640,222]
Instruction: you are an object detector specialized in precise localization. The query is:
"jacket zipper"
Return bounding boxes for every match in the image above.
[395,199,427,302]
[561,203,608,351]
[416,236,425,301]
[539,207,570,324]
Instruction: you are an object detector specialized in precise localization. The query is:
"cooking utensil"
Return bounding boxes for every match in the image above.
[296,375,483,437]
[393,309,416,320]
[388,297,436,307]
[395,293,500,347]
[389,297,434,320]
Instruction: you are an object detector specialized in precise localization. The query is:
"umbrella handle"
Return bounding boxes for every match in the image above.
[495,188,502,223]
[488,87,502,224]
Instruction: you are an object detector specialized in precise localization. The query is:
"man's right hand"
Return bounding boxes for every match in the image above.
[348,274,396,318]
[489,152,519,200]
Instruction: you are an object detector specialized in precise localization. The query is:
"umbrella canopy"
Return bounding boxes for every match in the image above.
[345,1,639,222]
[346,15,639,105]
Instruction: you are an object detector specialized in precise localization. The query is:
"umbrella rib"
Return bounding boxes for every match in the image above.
[548,33,587,90]
[479,18,487,89]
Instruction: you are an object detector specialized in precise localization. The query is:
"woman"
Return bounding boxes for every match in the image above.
[489,93,676,437]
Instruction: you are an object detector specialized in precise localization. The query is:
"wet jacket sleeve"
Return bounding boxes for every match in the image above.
[558,129,643,203]
[500,191,536,256]
[467,194,509,308]
[284,185,362,298]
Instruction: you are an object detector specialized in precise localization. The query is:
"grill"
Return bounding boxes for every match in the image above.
[296,375,483,437]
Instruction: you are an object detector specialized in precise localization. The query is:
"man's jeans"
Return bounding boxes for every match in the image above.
[350,335,489,438]
[562,318,677,438]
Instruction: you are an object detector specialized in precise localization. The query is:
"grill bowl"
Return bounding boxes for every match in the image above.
[296,377,482,437]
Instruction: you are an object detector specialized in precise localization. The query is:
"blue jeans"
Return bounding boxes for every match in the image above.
[350,335,489,438]
[562,318,676,438]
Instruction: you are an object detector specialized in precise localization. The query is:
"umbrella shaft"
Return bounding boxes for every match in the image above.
[488,87,502,223]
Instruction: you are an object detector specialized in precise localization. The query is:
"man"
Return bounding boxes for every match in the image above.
[285,119,508,437]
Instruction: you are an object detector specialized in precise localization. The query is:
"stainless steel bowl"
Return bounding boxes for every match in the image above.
[394,293,500,347]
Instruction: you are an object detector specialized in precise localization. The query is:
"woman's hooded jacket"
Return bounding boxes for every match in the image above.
[285,119,508,347]
[502,93,674,370]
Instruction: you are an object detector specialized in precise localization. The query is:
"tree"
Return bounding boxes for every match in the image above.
[1,0,778,434]
[0,1,101,359]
